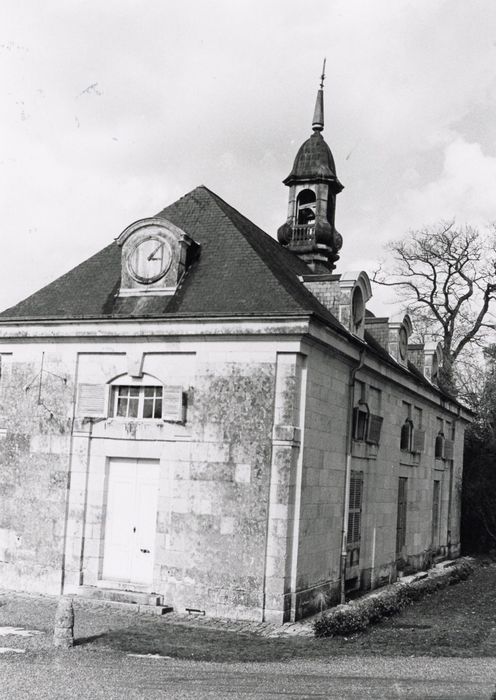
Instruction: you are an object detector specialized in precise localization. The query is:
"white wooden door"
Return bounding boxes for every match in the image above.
[102,458,159,585]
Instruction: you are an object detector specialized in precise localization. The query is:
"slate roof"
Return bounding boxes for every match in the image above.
[0,186,348,336]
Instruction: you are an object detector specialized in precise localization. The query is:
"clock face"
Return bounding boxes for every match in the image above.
[128,235,172,284]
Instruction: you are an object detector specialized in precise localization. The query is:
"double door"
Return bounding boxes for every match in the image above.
[102,458,159,585]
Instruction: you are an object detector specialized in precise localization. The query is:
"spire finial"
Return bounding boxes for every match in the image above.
[312,59,326,132]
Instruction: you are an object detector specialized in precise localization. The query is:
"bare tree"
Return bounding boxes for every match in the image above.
[373,220,496,394]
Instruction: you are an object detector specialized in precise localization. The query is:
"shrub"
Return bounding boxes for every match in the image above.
[314,605,369,637]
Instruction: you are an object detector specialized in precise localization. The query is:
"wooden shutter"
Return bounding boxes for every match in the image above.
[396,477,408,556]
[431,480,441,544]
[444,439,454,461]
[367,414,383,444]
[162,386,184,422]
[413,429,425,453]
[77,383,107,418]
[347,471,363,547]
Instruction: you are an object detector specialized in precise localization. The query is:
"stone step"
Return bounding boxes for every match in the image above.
[75,586,165,607]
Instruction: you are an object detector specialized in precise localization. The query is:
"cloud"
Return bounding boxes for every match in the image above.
[395,138,496,231]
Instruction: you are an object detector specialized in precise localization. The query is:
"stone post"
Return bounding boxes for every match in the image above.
[54,596,74,648]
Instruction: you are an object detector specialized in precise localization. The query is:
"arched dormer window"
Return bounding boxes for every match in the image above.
[431,354,439,385]
[351,287,365,335]
[296,189,316,225]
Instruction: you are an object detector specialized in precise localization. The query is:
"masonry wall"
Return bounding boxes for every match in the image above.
[289,343,467,620]
[0,331,467,623]
[0,338,282,621]
[0,348,75,593]
[291,344,350,619]
[343,366,465,596]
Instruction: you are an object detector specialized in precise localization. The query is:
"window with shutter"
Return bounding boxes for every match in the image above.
[396,477,408,556]
[400,419,413,451]
[347,471,363,548]
[366,414,383,444]
[431,479,441,545]
[353,406,369,441]
[107,384,186,422]
[443,439,454,461]
[435,432,445,459]
[412,429,425,453]
[77,383,107,418]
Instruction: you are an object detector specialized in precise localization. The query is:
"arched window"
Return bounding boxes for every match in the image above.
[296,189,316,225]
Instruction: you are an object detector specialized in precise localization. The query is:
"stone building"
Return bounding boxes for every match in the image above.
[0,82,470,622]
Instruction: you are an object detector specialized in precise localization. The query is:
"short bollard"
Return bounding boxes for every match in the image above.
[54,596,74,648]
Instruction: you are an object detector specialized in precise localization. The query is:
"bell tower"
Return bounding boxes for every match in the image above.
[278,61,344,272]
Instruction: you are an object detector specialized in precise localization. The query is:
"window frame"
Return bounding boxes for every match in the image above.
[110,384,164,420]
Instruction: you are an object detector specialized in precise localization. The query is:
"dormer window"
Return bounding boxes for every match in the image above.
[431,354,439,385]
[352,287,365,335]
[399,327,408,362]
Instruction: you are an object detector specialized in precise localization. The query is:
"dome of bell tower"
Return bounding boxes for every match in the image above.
[283,130,343,192]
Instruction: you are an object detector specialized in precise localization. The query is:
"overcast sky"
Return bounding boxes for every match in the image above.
[1,0,496,315]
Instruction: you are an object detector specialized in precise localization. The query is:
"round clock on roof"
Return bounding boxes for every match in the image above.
[127,235,172,284]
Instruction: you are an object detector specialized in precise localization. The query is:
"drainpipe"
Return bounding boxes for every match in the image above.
[340,345,365,605]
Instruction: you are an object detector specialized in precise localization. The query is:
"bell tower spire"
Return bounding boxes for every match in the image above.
[277,63,344,273]
[312,58,326,132]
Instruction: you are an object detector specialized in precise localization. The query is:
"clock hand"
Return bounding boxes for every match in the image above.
[147,242,163,261]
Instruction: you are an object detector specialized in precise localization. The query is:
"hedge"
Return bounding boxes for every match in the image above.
[313,558,476,637]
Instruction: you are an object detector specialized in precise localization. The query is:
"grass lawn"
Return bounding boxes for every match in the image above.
[84,560,496,662]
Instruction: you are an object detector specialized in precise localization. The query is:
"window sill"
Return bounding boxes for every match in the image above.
[352,440,378,460]
[399,450,421,467]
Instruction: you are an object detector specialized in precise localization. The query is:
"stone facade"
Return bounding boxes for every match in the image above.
[0,307,469,622]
